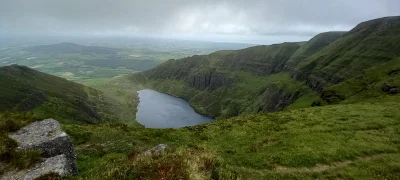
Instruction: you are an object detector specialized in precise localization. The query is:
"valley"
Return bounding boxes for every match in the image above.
[0,39,252,82]
[1,16,400,179]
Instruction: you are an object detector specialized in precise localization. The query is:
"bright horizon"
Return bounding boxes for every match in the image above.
[1,0,399,44]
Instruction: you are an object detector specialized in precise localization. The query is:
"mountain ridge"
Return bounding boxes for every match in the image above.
[1,16,400,179]
[131,16,400,118]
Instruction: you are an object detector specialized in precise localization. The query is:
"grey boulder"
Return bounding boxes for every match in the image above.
[7,119,78,179]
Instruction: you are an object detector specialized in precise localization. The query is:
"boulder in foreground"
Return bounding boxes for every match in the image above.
[6,119,78,179]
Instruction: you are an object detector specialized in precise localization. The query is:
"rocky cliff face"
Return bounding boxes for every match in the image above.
[2,119,77,180]
[222,43,300,76]
[187,70,233,90]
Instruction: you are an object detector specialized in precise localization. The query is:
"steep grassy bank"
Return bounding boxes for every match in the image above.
[0,65,124,124]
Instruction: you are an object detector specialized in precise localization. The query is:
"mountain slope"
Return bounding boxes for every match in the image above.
[293,16,400,91]
[131,16,400,118]
[321,57,400,104]
[283,31,345,71]
[0,65,117,124]
[133,42,310,118]
[2,16,400,179]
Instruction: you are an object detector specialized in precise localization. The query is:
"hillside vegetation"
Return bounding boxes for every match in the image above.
[293,16,400,91]
[132,16,400,119]
[1,16,400,179]
[0,65,122,124]
[60,93,400,179]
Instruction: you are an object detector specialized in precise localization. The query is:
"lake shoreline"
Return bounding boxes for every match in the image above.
[136,89,213,129]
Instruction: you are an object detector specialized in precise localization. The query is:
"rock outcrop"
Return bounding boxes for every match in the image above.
[187,71,233,90]
[5,119,77,179]
[142,144,168,156]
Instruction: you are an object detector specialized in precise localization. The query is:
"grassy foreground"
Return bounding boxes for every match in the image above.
[0,69,399,179]
[55,93,400,179]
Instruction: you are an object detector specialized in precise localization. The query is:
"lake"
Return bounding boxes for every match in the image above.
[136,89,213,128]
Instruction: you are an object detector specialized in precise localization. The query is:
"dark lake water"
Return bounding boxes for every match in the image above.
[136,89,213,128]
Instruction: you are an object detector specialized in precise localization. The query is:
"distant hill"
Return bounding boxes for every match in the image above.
[24,42,117,55]
[0,64,116,123]
[131,16,400,118]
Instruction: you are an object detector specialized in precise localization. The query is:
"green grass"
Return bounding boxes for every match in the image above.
[76,76,144,126]
[322,57,400,104]
[2,95,399,179]
[284,31,345,70]
[53,93,400,179]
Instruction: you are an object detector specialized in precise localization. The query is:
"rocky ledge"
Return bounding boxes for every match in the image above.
[3,119,77,180]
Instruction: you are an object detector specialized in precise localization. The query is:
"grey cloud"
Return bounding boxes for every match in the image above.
[0,0,399,41]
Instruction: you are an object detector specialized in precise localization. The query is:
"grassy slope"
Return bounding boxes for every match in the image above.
[2,90,398,179]
[0,64,126,124]
[76,76,142,126]
[293,16,400,90]
[0,65,135,176]
[322,57,400,104]
[59,93,400,179]
[284,31,345,70]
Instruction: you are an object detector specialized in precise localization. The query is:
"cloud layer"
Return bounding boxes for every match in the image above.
[1,0,399,43]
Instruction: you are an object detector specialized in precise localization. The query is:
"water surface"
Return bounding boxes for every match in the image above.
[136,89,213,128]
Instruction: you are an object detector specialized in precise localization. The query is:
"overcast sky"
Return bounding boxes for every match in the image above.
[0,0,399,44]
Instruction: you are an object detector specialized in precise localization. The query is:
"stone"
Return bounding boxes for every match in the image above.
[8,119,78,177]
[142,144,168,156]
[1,155,71,180]
[389,88,399,94]
[24,154,71,180]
